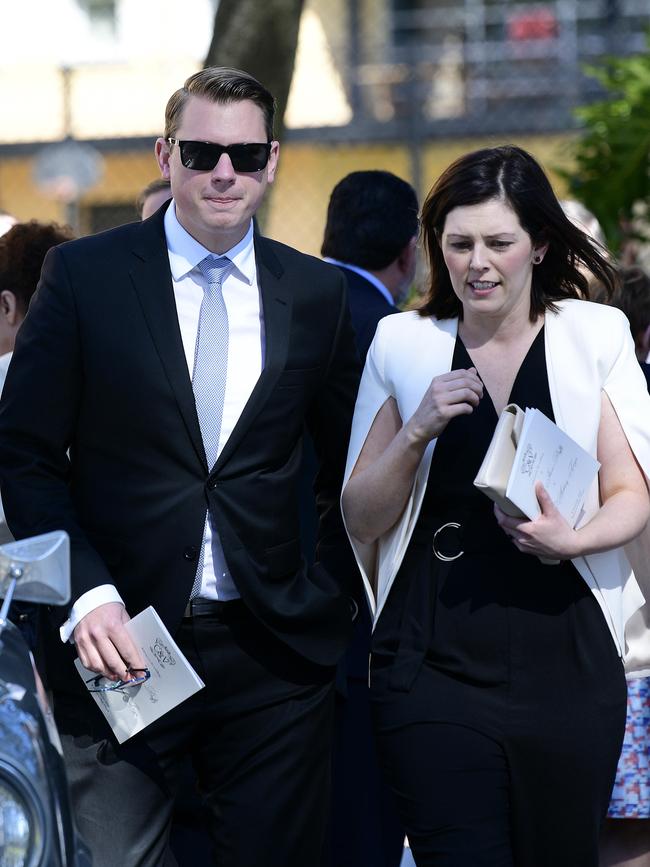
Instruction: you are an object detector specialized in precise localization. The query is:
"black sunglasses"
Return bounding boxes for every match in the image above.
[167,139,272,173]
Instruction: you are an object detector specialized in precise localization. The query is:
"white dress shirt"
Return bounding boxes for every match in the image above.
[0,351,12,392]
[60,203,264,641]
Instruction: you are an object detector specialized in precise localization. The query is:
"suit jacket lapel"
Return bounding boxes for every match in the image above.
[128,212,207,469]
[213,235,292,473]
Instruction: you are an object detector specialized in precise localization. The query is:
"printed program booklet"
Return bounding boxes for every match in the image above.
[75,605,205,743]
[505,407,600,526]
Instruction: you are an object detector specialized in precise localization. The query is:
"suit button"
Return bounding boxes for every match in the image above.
[207,478,218,491]
[183,546,198,562]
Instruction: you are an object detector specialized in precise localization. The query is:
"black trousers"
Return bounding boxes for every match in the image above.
[323,675,405,867]
[54,603,336,867]
[375,717,623,867]
[376,723,513,867]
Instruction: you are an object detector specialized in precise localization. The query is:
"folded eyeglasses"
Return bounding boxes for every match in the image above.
[85,667,151,693]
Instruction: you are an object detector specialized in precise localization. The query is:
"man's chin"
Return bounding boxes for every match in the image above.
[199,213,248,236]
[207,208,252,231]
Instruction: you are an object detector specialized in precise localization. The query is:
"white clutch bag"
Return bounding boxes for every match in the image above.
[473,403,526,518]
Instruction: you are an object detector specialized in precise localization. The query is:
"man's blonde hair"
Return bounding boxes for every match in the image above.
[164,67,275,142]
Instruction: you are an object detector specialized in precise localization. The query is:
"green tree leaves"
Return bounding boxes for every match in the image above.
[564,35,650,253]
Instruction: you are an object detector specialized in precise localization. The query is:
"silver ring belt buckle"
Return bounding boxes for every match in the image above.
[432,521,464,562]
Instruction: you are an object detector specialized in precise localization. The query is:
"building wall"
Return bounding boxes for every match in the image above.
[0,0,581,255]
[0,133,574,256]
[0,0,215,142]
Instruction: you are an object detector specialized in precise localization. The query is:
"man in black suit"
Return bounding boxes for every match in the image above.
[320,170,419,867]
[0,67,359,867]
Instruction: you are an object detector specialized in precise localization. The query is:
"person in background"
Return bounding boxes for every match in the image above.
[322,170,419,356]
[559,199,606,248]
[0,67,360,867]
[596,265,650,383]
[341,145,650,866]
[0,220,73,650]
[319,170,418,867]
[0,220,73,532]
[561,206,650,867]
[597,265,650,867]
[136,177,172,220]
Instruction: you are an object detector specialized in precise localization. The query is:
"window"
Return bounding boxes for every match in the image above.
[82,203,138,235]
[78,0,117,38]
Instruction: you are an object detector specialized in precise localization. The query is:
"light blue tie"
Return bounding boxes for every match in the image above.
[190,254,232,600]
[193,255,232,467]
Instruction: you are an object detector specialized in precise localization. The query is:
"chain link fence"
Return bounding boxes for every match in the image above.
[1,0,649,260]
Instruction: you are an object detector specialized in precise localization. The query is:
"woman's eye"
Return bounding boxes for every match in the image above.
[449,242,471,251]
[490,240,512,249]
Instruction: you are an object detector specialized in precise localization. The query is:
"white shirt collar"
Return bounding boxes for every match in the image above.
[164,201,255,286]
[0,351,12,394]
[323,258,394,306]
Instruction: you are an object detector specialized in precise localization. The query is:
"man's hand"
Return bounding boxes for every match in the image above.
[73,602,146,681]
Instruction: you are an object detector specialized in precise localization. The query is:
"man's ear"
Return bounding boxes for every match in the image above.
[155,137,172,180]
[0,290,19,326]
[266,140,280,185]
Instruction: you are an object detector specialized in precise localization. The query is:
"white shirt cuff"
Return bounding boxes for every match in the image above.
[59,584,125,644]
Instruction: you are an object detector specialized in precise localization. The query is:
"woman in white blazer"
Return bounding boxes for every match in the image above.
[342,146,650,867]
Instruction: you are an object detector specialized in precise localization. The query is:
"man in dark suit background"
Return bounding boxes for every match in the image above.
[0,67,359,867]
[322,170,419,358]
[136,177,173,221]
[318,171,419,867]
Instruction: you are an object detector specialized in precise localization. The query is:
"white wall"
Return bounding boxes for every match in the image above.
[0,0,216,142]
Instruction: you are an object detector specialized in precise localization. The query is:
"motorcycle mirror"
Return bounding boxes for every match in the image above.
[0,531,70,607]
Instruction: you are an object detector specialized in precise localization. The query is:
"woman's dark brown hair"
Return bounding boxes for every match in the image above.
[418,145,618,321]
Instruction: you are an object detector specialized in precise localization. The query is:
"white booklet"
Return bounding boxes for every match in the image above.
[505,408,600,526]
[74,605,205,743]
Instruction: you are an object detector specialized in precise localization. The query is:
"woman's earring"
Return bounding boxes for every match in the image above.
[533,255,542,264]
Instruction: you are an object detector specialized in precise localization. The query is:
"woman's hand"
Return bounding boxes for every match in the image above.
[404,367,483,446]
[494,482,581,560]
[496,394,650,561]
[343,368,482,545]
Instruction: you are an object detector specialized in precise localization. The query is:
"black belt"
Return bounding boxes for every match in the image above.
[183,598,244,619]
[385,512,500,693]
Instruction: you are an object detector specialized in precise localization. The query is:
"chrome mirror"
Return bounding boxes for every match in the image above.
[0,532,70,626]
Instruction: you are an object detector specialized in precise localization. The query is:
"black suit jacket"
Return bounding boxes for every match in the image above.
[333,266,397,678]
[0,209,361,683]
[299,267,396,569]
[338,267,397,360]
